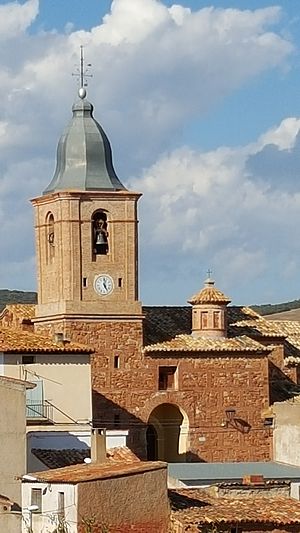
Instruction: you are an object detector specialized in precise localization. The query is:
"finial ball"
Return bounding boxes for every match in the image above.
[78,87,86,99]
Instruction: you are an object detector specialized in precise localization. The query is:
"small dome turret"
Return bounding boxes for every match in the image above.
[188,275,231,338]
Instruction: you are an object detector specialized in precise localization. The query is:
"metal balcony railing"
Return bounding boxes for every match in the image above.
[26,401,54,422]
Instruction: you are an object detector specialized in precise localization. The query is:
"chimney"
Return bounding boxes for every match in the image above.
[243,475,264,485]
[91,428,107,463]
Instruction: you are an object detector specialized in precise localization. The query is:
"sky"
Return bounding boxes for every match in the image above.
[0,0,300,306]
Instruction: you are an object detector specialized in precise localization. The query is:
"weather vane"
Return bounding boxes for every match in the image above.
[72,45,93,99]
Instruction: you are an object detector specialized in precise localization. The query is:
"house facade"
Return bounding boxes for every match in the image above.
[22,461,169,533]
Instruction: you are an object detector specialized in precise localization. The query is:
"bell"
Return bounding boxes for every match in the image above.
[96,232,106,245]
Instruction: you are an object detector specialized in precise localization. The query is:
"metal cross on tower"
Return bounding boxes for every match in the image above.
[72,45,92,99]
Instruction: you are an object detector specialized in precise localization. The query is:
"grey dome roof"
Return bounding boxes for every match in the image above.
[43,97,126,194]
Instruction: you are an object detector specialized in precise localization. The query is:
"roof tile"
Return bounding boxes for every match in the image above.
[144,334,269,354]
[24,461,166,484]
[0,327,93,353]
[170,489,300,526]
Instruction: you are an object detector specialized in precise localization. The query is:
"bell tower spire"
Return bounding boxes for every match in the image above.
[31,48,142,327]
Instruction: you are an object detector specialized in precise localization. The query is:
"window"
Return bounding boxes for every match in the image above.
[114,355,120,369]
[118,278,123,288]
[46,212,55,263]
[213,311,220,328]
[83,277,87,288]
[31,488,42,513]
[114,414,120,427]
[58,492,65,520]
[201,312,209,329]
[158,366,177,391]
[22,355,35,364]
[92,210,109,257]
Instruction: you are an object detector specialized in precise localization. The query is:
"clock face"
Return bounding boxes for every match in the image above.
[94,274,114,296]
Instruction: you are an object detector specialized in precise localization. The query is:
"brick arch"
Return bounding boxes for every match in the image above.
[146,402,189,462]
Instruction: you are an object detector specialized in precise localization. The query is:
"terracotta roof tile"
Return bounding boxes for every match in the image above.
[31,446,140,469]
[144,334,269,354]
[188,286,231,306]
[229,318,286,338]
[170,489,300,526]
[24,461,166,484]
[143,305,263,346]
[0,327,93,353]
[3,304,36,320]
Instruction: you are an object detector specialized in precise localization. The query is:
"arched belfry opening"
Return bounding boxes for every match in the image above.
[92,210,109,258]
[46,212,55,263]
[147,403,189,462]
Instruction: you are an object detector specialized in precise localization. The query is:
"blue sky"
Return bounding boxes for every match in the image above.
[0,0,300,306]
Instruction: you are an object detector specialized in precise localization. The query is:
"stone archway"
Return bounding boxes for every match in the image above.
[147,403,189,462]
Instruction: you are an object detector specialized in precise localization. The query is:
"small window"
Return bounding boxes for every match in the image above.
[114,414,120,427]
[118,278,122,288]
[114,355,120,369]
[201,312,209,329]
[83,277,87,288]
[213,311,220,328]
[31,488,42,513]
[58,492,65,520]
[46,212,55,263]
[158,366,177,391]
[22,355,35,364]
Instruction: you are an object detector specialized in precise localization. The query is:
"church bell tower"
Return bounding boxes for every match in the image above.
[32,51,142,335]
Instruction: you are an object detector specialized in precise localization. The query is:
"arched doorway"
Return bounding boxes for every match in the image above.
[146,425,158,460]
[147,403,189,462]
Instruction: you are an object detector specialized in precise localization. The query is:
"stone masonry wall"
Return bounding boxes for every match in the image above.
[77,466,169,533]
[35,317,272,462]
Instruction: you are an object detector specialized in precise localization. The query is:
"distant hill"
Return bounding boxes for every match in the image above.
[0,289,299,317]
[0,290,37,312]
[251,299,300,316]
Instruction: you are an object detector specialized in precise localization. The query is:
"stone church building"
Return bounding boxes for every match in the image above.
[4,83,300,464]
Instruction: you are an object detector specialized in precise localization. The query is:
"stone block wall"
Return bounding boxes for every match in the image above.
[35,316,272,462]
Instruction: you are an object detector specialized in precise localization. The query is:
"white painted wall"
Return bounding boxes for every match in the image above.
[28,429,128,450]
[4,353,91,425]
[22,482,77,533]
[273,401,300,466]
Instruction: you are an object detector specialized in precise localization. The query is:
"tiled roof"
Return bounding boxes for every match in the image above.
[31,446,140,469]
[188,285,231,306]
[32,448,89,469]
[144,334,269,354]
[2,304,36,321]
[24,461,166,484]
[143,305,265,346]
[0,327,93,353]
[170,489,300,527]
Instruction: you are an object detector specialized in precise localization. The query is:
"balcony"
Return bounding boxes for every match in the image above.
[26,401,54,424]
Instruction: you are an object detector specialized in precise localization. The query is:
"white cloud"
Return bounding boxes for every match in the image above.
[0,0,297,306]
[0,0,38,40]
[258,117,300,150]
[133,116,300,303]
